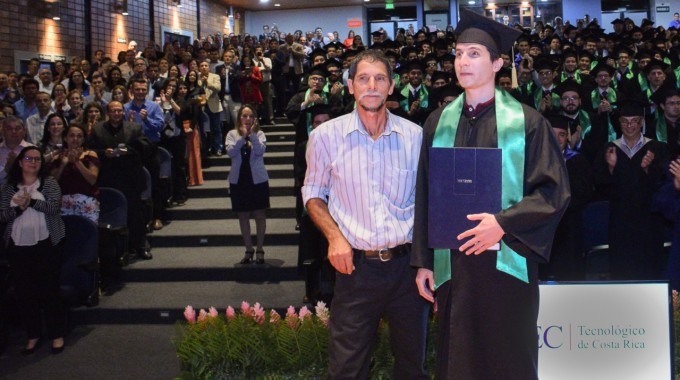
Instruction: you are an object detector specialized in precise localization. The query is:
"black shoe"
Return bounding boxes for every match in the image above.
[240,250,254,264]
[51,339,65,355]
[295,223,300,231]
[137,249,153,260]
[21,340,41,356]
[255,250,265,265]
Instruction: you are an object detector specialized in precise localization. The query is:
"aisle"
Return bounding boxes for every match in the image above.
[0,118,304,380]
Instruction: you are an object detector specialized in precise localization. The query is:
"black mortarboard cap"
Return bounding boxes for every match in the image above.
[454,8,522,55]
[636,49,653,60]
[617,99,646,117]
[563,24,577,33]
[496,67,512,80]
[641,19,654,27]
[307,63,328,77]
[439,53,455,63]
[371,30,383,37]
[611,19,624,25]
[650,83,680,105]
[554,78,582,97]
[310,48,327,60]
[591,62,615,76]
[533,56,557,72]
[405,60,425,73]
[643,58,670,75]
[431,71,451,84]
[304,103,334,119]
[546,113,575,132]
[613,45,634,58]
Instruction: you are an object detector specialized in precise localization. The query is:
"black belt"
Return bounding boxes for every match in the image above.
[353,244,409,262]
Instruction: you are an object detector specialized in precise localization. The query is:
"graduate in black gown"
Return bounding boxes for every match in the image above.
[411,10,570,380]
[593,100,667,280]
[540,114,593,280]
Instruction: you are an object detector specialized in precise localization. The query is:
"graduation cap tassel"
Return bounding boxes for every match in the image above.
[511,45,519,89]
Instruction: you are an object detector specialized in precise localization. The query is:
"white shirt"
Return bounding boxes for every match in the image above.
[302,110,422,250]
[25,112,51,144]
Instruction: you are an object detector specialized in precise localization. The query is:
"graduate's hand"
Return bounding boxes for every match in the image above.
[605,146,617,174]
[670,159,680,190]
[327,236,355,275]
[415,268,435,303]
[458,213,505,255]
[640,150,654,174]
[569,125,582,150]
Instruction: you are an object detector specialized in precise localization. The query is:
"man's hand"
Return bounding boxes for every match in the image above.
[457,213,505,255]
[640,150,654,174]
[670,159,680,190]
[327,236,354,275]
[139,109,148,120]
[569,125,582,150]
[415,268,435,303]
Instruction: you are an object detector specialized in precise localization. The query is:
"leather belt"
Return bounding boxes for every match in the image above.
[353,244,409,262]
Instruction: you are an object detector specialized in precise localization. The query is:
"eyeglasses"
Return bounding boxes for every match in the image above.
[22,156,41,163]
[309,77,325,82]
[538,71,553,77]
[620,118,642,127]
[665,101,680,106]
[561,96,580,102]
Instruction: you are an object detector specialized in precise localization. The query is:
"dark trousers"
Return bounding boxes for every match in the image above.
[436,250,539,380]
[160,135,188,202]
[206,107,223,153]
[7,238,66,340]
[327,251,429,380]
[271,75,287,117]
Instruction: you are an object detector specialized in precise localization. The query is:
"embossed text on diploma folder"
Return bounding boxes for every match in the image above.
[428,147,502,249]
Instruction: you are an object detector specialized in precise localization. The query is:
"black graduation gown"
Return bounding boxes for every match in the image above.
[593,139,667,280]
[411,103,571,379]
[540,152,593,280]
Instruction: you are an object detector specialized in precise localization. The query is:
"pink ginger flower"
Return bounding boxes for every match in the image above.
[269,309,281,324]
[208,306,219,318]
[252,302,265,325]
[241,301,252,316]
[197,308,208,322]
[226,306,236,320]
[285,305,300,329]
[183,305,196,324]
[315,301,330,327]
[299,306,312,321]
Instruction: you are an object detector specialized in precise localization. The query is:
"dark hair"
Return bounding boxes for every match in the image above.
[67,70,89,93]
[7,146,46,186]
[348,50,393,84]
[40,113,68,150]
[22,78,39,90]
[63,123,89,149]
[236,104,259,135]
[82,102,105,125]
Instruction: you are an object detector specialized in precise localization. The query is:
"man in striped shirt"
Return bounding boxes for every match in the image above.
[302,50,429,380]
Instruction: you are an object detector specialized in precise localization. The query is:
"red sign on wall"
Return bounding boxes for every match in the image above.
[348,19,362,28]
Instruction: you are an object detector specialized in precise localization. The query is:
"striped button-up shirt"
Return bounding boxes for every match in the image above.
[302,110,422,250]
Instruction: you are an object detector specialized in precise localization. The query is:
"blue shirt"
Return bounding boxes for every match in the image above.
[124,100,164,142]
[13,98,38,122]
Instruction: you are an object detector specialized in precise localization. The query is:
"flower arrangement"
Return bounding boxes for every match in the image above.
[175,300,438,380]
[175,301,332,379]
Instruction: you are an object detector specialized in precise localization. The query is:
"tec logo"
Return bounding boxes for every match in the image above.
[537,325,563,349]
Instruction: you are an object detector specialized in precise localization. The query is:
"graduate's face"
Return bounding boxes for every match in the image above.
[454,43,502,92]
[619,116,643,140]
[552,128,569,151]
[559,91,581,114]
[661,95,680,119]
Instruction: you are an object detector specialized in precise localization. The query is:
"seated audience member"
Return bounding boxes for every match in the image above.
[63,70,90,97]
[84,73,111,109]
[105,66,127,92]
[82,102,106,136]
[51,83,69,116]
[14,79,39,122]
[64,90,84,122]
[110,85,129,104]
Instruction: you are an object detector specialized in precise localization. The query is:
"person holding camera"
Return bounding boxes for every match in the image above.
[238,53,263,107]
[253,46,274,125]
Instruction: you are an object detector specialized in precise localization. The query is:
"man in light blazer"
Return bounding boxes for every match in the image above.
[279,33,305,95]
[199,59,225,155]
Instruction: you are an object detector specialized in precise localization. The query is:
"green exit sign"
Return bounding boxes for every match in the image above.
[385,3,394,9]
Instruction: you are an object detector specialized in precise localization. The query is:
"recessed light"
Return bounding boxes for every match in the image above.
[468,0,475,4]
[274,3,280,6]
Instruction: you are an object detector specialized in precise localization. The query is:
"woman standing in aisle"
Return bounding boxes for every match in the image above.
[225,104,269,264]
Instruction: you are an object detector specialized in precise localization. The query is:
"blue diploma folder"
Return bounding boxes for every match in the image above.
[428,147,502,249]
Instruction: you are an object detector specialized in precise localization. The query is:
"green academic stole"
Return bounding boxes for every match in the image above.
[656,113,668,143]
[560,71,581,84]
[675,67,680,88]
[431,88,528,289]
[532,88,560,110]
[400,85,429,112]
[304,88,327,136]
[574,110,594,139]
[590,89,618,142]
[638,73,649,93]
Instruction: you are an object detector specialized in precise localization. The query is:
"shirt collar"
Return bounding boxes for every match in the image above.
[342,109,402,137]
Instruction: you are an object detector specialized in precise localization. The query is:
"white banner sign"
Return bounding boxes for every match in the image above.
[538,283,672,380]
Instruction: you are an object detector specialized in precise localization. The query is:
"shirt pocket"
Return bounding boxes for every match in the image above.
[383,166,416,209]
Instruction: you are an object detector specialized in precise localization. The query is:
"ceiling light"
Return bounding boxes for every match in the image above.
[468,0,475,4]
[274,3,280,6]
